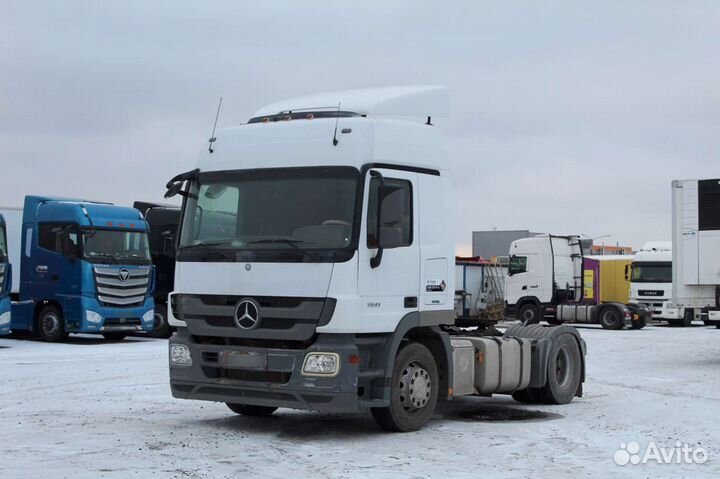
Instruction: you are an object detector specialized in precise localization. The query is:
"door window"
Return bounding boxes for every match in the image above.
[508,255,528,275]
[367,177,413,248]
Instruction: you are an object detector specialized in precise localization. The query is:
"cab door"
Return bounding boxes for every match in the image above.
[357,168,420,333]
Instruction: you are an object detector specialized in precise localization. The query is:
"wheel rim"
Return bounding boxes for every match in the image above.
[399,361,431,412]
[42,312,60,337]
[555,346,571,389]
[521,307,536,323]
[602,310,617,326]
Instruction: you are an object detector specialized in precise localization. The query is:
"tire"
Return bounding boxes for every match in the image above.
[226,403,278,416]
[103,332,127,341]
[36,304,68,342]
[598,306,624,330]
[667,318,680,327]
[371,342,439,432]
[546,317,563,326]
[538,333,582,404]
[716,323,720,329]
[512,387,544,404]
[630,317,646,330]
[518,303,542,325]
[149,304,173,338]
[681,309,693,327]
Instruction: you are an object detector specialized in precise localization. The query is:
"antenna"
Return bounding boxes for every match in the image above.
[208,96,223,153]
[332,102,341,146]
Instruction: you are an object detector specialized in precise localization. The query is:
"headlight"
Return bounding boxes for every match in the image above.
[85,310,103,324]
[302,352,340,376]
[142,309,155,324]
[170,344,192,366]
[0,311,10,326]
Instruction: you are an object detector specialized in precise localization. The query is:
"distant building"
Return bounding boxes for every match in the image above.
[588,244,633,255]
[472,230,543,262]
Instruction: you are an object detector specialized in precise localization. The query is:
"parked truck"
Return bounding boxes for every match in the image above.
[0,213,11,335]
[164,87,586,432]
[505,234,648,329]
[133,201,181,338]
[664,178,720,328]
[2,196,155,341]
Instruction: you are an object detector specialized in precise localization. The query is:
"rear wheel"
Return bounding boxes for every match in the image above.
[36,305,68,342]
[226,403,278,416]
[681,309,694,327]
[599,306,624,330]
[630,316,646,329]
[538,333,582,404]
[371,342,439,432]
[149,304,173,338]
[518,303,542,325]
[102,332,127,341]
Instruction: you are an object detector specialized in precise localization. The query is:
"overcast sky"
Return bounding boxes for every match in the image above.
[1,1,719,254]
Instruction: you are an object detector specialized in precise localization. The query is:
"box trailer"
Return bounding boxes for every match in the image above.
[666,179,720,327]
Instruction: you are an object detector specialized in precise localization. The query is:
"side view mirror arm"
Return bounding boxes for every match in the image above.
[369,170,385,268]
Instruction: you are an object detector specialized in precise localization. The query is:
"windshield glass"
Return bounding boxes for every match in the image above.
[179,167,359,258]
[631,262,672,283]
[83,229,151,264]
[0,225,6,260]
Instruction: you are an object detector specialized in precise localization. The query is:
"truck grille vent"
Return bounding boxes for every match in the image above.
[93,266,150,308]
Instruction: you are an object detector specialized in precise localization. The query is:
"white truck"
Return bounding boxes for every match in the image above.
[164,87,586,431]
[663,178,720,328]
[505,234,648,329]
[628,242,687,325]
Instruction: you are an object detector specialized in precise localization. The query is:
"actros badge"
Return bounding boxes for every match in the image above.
[234,298,261,329]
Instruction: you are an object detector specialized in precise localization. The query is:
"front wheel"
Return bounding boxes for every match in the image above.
[518,303,542,325]
[36,305,69,342]
[103,332,127,341]
[371,342,439,432]
[226,404,278,416]
[149,304,173,338]
[681,309,694,327]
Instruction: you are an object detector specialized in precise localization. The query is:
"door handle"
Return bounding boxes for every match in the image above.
[36,265,48,273]
[521,285,527,291]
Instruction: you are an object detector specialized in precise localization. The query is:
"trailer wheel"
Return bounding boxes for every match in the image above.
[226,403,278,416]
[518,303,542,325]
[599,306,624,330]
[539,333,582,404]
[102,332,127,341]
[149,304,173,338]
[681,309,693,327]
[371,342,439,432]
[37,305,69,342]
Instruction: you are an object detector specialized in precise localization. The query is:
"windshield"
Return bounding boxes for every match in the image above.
[631,262,672,283]
[0,225,6,261]
[83,229,151,264]
[178,167,359,261]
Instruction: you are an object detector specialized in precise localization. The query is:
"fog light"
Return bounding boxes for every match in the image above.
[170,344,192,366]
[85,310,103,324]
[0,311,10,326]
[302,352,340,376]
[142,309,155,325]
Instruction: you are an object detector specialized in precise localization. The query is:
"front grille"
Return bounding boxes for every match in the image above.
[173,294,336,341]
[103,318,142,326]
[638,290,664,297]
[201,366,291,384]
[94,266,150,308]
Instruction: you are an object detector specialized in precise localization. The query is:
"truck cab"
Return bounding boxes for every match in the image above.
[9,196,155,341]
[628,242,679,323]
[0,214,11,335]
[133,201,181,338]
[166,87,586,431]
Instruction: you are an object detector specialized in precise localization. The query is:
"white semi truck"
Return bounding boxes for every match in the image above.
[164,87,586,431]
[505,234,648,329]
[663,178,720,328]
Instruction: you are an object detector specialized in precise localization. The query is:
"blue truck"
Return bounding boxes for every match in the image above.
[0,213,11,335]
[4,196,155,341]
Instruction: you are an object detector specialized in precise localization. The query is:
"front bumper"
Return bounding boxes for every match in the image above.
[73,296,154,333]
[0,296,10,336]
[169,328,362,412]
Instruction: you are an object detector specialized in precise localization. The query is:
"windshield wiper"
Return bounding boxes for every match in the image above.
[182,240,237,249]
[89,253,119,264]
[247,239,319,259]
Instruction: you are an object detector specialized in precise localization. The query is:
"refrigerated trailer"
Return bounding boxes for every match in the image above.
[505,234,648,329]
[0,213,11,335]
[2,197,155,341]
[665,179,720,328]
[164,86,586,432]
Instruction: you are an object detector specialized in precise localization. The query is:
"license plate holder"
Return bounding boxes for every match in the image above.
[221,350,267,370]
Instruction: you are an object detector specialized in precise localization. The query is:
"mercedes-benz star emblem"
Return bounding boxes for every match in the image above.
[118,268,130,282]
[234,298,260,329]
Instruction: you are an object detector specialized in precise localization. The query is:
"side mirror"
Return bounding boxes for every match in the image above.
[164,182,184,199]
[624,264,629,280]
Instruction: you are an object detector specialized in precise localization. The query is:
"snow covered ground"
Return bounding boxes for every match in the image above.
[1,322,719,479]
